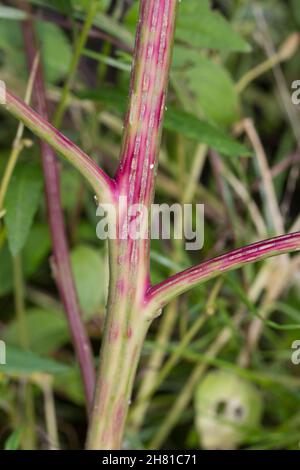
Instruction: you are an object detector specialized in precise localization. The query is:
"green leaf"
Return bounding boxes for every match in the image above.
[70,245,108,317]
[183,57,239,127]
[4,428,23,450]
[54,367,85,405]
[60,167,82,211]
[0,224,51,297]
[3,309,69,355]
[22,224,51,274]
[0,20,72,84]
[4,164,43,256]
[76,86,249,157]
[0,346,70,376]
[26,0,72,13]
[0,5,27,20]
[176,0,250,53]
[164,109,249,157]
[36,22,72,83]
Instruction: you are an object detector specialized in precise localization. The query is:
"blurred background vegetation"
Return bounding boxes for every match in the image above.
[0,0,300,450]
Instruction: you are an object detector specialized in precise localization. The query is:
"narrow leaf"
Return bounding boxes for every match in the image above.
[4,163,43,256]
[0,345,70,376]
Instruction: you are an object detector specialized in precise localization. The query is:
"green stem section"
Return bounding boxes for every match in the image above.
[86,0,178,450]
[42,377,59,450]
[128,300,178,433]
[13,255,36,450]
[86,242,151,449]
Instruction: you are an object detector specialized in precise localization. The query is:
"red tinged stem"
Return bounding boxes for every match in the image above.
[86,0,179,450]
[4,89,115,203]
[116,0,177,208]
[22,18,95,411]
[147,232,300,310]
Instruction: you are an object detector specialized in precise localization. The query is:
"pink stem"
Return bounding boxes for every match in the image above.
[116,0,176,207]
[21,18,95,410]
[4,89,115,203]
[146,232,300,310]
[86,0,178,450]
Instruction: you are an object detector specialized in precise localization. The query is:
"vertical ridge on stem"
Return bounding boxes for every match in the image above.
[87,0,178,450]
[116,0,177,209]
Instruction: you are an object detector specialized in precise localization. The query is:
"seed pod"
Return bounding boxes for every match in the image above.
[195,370,263,449]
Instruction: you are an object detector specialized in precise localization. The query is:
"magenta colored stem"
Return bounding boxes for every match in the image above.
[4,89,115,203]
[147,232,300,309]
[22,18,95,411]
[86,0,178,450]
[117,0,176,207]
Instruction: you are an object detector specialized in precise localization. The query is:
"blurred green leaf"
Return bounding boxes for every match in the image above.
[4,164,43,256]
[164,108,248,156]
[0,224,51,297]
[0,6,27,20]
[54,367,85,405]
[22,223,51,274]
[176,0,250,52]
[4,428,23,450]
[291,0,300,27]
[0,20,72,84]
[0,346,70,376]
[27,0,73,13]
[36,22,72,83]
[183,57,239,127]
[70,244,108,316]
[4,309,69,355]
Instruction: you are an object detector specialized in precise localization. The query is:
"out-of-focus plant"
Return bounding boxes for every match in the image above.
[0,0,300,450]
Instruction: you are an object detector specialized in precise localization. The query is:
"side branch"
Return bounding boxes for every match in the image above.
[2,89,115,203]
[146,232,300,311]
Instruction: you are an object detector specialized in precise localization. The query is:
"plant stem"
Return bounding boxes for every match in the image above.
[3,89,115,203]
[130,280,221,433]
[147,232,300,311]
[86,0,178,449]
[0,53,39,214]
[13,255,36,450]
[129,300,178,433]
[42,377,60,450]
[22,16,96,412]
